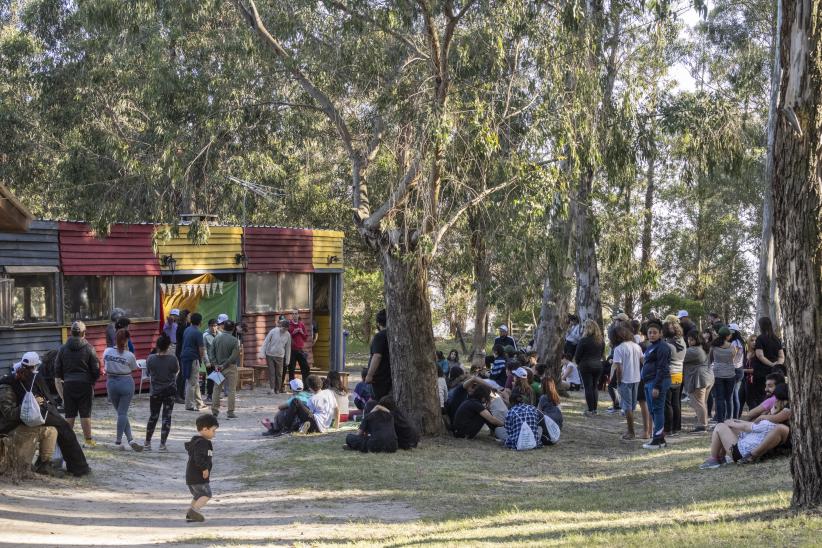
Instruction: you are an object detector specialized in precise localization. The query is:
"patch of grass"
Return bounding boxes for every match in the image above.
[231,392,822,546]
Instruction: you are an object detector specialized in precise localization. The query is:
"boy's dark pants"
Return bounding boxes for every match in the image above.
[281,399,320,432]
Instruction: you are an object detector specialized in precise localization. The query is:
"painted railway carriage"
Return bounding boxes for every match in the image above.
[0,218,345,392]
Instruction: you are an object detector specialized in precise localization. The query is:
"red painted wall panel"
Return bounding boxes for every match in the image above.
[87,321,160,394]
[59,222,160,275]
[245,227,314,273]
[241,310,314,369]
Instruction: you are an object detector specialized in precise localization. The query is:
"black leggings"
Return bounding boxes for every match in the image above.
[146,392,175,445]
[284,350,310,383]
[664,383,682,434]
[579,365,602,412]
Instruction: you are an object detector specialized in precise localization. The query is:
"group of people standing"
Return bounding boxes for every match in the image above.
[564,310,789,458]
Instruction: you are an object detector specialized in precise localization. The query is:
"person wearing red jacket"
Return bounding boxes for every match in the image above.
[287,309,310,384]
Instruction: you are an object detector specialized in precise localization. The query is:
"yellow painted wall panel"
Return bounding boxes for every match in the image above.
[311,230,344,270]
[156,226,244,271]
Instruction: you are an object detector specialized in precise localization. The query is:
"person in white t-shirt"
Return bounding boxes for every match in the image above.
[612,325,643,440]
[281,374,338,434]
[560,355,582,391]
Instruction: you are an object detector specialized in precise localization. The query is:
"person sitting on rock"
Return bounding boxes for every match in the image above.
[0,353,63,477]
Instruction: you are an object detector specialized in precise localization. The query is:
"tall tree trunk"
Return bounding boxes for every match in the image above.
[757,0,783,327]
[535,215,575,380]
[575,168,604,326]
[772,0,822,510]
[380,251,443,435]
[469,212,490,367]
[639,153,656,313]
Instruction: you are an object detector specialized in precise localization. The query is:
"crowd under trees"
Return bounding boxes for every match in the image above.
[1,0,820,508]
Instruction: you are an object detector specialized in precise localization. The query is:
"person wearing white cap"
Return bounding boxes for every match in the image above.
[261,378,310,436]
[216,313,229,325]
[163,308,181,345]
[728,323,747,419]
[494,324,517,352]
[677,310,697,339]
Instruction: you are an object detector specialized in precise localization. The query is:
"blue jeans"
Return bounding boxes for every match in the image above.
[713,376,735,423]
[644,377,671,439]
[107,375,136,443]
[732,368,745,419]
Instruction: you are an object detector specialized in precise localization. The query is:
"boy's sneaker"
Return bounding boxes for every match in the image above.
[129,441,144,452]
[186,508,205,523]
[227,412,238,419]
[144,443,152,452]
[83,438,97,448]
[297,421,311,435]
[606,407,619,415]
[699,457,722,469]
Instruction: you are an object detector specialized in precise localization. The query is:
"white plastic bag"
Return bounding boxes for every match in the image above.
[543,415,561,444]
[207,370,225,385]
[515,421,537,451]
[20,374,46,427]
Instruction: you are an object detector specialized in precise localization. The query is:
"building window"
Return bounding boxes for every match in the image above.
[245,273,280,313]
[63,276,111,322]
[113,276,156,319]
[281,273,310,310]
[12,273,57,324]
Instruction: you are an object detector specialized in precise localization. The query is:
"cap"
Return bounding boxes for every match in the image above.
[718,326,731,337]
[217,313,229,325]
[289,378,304,391]
[677,310,689,319]
[513,367,528,379]
[498,324,508,332]
[169,308,180,317]
[728,323,740,332]
[13,351,41,372]
[481,378,503,391]
[70,320,86,335]
[503,345,516,355]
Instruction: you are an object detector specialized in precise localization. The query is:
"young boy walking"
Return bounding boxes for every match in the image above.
[185,414,219,522]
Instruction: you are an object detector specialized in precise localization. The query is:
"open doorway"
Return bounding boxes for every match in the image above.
[312,273,342,371]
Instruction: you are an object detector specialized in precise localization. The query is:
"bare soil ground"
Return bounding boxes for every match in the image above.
[0,390,417,547]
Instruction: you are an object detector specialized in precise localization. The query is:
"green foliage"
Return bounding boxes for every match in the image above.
[342,268,384,343]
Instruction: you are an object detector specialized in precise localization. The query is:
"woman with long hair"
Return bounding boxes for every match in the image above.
[750,317,785,407]
[538,376,563,431]
[325,370,349,423]
[683,331,713,432]
[728,324,747,419]
[662,316,686,436]
[103,329,143,451]
[574,319,605,416]
[709,327,737,424]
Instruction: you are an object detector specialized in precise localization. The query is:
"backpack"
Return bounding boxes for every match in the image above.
[543,415,561,445]
[20,373,46,427]
[515,420,537,451]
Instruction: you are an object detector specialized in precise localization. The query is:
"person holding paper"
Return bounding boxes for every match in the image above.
[211,320,240,419]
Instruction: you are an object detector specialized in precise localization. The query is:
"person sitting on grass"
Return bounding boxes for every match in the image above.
[344,400,398,453]
[699,383,791,469]
[325,371,349,423]
[353,367,374,411]
[489,344,507,387]
[744,373,786,421]
[261,378,311,436]
[377,396,419,449]
[502,388,554,450]
[559,354,581,391]
[538,376,564,437]
[452,383,504,439]
[284,374,337,435]
[512,367,535,405]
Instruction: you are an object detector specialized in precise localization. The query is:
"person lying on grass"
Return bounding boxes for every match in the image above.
[344,401,398,453]
[700,383,791,469]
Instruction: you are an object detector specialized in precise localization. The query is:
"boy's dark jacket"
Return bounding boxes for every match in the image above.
[185,435,213,485]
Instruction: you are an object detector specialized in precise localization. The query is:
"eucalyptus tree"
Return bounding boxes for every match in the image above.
[232,0,562,432]
[771,0,822,510]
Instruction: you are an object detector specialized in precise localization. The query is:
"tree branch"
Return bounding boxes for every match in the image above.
[324,0,429,60]
[431,180,516,255]
[363,157,422,231]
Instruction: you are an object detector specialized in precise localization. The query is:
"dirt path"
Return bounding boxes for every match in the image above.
[0,389,418,546]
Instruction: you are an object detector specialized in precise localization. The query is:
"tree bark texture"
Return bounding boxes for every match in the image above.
[757,0,783,326]
[640,147,656,313]
[469,213,490,367]
[380,251,443,435]
[772,0,822,510]
[575,168,604,326]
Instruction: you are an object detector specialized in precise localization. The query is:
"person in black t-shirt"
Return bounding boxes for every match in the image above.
[345,403,398,453]
[452,384,503,439]
[365,309,391,400]
[750,317,786,407]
